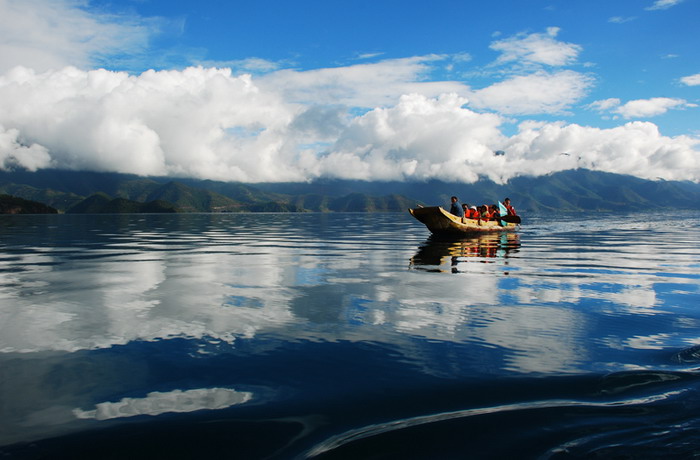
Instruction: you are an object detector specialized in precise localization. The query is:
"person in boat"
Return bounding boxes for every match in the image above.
[449,196,463,217]
[480,204,493,220]
[467,205,479,219]
[503,198,517,216]
[462,203,476,218]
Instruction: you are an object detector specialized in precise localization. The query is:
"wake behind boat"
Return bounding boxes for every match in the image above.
[409,206,520,235]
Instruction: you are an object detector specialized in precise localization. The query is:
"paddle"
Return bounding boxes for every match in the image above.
[498,201,521,224]
[500,214,521,224]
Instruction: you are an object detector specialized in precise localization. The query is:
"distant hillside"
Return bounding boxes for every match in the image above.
[0,169,424,212]
[0,183,84,210]
[143,181,244,212]
[1,168,699,212]
[175,178,290,205]
[0,194,58,214]
[66,193,178,214]
[327,193,418,212]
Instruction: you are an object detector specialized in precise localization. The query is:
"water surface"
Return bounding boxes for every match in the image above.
[1,212,699,458]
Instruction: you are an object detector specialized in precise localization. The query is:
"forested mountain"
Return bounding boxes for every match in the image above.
[65,193,177,214]
[1,168,699,213]
[141,181,243,212]
[0,183,84,210]
[0,194,58,214]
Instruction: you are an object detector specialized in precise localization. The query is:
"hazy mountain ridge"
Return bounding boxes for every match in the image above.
[255,170,700,211]
[1,168,699,213]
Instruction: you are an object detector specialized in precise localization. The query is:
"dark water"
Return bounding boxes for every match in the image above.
[1,212,699,459]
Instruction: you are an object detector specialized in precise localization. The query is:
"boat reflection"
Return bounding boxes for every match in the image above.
[410,232,520,272]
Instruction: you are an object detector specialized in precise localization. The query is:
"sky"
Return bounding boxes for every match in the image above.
[0,0,698,184]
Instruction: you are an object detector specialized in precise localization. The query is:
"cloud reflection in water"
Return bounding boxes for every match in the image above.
[73,388,253,421]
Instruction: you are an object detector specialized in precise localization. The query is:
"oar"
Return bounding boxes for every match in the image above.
[500,214,521,224]
[498,201,521,224]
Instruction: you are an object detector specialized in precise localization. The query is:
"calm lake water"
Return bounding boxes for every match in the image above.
[1,211,699,459]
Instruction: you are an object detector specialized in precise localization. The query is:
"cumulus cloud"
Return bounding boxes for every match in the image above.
[0,124,52,171]
[0,64,698,184]
[0,66,307,181]
[490,27,582,67]
[0,3,697,184]
[0,0,157,74]
[501,121,700,182]
[646,0,685,10]
[680,73,700,86]
[589,97,696,119]
[469,70,594,115]
[309,93,506,183]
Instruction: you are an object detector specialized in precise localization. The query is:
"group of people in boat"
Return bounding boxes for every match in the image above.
[449,196,517,221]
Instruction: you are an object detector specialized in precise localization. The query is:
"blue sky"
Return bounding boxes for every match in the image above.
[0,0,698,183]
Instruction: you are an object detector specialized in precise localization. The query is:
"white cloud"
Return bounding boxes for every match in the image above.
[469,70,594,115]
[588,98,621,112]
[0,124,52,171]
[258,56,469,108]
[0,0,157,73]
[501,120,700,182]
[0,66,302,181]
[0,65,698,183]
[311,93,506,183]
[589,97,696,119]
[646,0,685,10]
[490,27,582,67]
[616,98,695,118]
[608,16,637,23]
[0,3,697,184]
[356,52,385,60]
[680,73,700,86]
[204,57,284,74]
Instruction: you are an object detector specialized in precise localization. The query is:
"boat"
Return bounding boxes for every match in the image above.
[408,206,520,235]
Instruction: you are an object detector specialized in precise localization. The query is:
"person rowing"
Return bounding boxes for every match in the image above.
[503,198,517,216]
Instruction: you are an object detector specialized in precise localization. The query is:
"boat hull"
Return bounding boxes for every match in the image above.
[409,206,519,235]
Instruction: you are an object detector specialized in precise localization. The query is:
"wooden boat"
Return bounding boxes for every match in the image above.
[409,206,520,235]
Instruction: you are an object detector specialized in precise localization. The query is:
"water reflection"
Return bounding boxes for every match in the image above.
[1,213,700,453]
[73,388,253,420]
[1,214,698,361]
[410,232,520,273]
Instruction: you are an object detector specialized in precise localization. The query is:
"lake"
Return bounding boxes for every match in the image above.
[1,211,699,459]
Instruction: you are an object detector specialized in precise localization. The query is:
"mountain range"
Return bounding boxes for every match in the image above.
[1,168,699,213]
